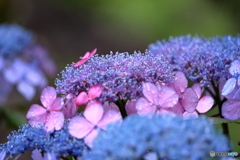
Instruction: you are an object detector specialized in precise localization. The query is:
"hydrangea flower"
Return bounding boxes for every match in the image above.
[83,114,229,160]
[26,86,64,133]
[221,60,240,120]
[0,121,89,159]
[74,48,97,67]
[0,23,57,103]
[149,35,240,86]
[136,82,178,116]
[68,102,122,147]
[55,51,174,102]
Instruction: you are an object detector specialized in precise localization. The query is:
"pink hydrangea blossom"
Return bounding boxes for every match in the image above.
[75,84,103,107]
[183,83,214,119]
[68,102,122,147]
[74,48,97,67]
[167,72,199,116]
[26,86,64,133]
[136,82,178,116]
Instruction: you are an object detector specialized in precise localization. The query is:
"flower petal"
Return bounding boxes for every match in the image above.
[167,102,185,116]
[142,82,159,104]
[44,111,64,133]
[88,84,103,100]
[40,86,57,109]
[222,78,237,96]
[84,129,99,148]
[136,97,156,116]
[183,111,198,119]
[84,102,103,125]
[17,81,36,100]
[26,104,47,127]
[75,92,88,106]
[103,101,120,113]
[62,99,77,119]
[68,116,94,139]
[125,99,138,115]
[97,110,122,130]
[31,149,44,160]
[181,88,198,113]
[158,86,178,108]
[222,100,240,120]
[49,97,63,111]
[174,71,188,94]
[191,83,202,99]
[196,95,214,113]
[229,60,240,76]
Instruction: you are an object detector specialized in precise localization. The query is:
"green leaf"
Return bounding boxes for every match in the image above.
[0,107,26,128]
[210,117,240,125]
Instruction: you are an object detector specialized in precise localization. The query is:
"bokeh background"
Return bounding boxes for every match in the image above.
[0,0,240,159]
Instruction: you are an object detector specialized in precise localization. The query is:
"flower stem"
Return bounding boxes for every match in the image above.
[115,99,128,118]
[210,80,230,147]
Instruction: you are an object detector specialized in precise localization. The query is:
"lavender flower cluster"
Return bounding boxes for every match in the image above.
[0,23,57,102]
[55,51,174,102]
[149,35,240,86]
[83,115,229,160]
[0,120,88,159]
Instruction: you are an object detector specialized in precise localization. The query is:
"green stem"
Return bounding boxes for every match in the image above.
[210,80,230,147]
[115,99,128,118]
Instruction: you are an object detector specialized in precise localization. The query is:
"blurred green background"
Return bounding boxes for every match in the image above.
[0,0,240,159]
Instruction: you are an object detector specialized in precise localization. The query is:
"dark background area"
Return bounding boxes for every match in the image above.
[0,0,240,159]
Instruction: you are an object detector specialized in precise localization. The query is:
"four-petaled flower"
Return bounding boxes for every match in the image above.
[74,48,97,67]
[26,86,64,133]
[75,84,103,107]
[136,82,178,116]
[183,83,214,119]
[167,72,199,118]
[68,102,122,147]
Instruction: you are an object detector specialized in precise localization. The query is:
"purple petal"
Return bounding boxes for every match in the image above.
[142,82,159,104]
[68,116,94,139]
[183,111,198,120]
[196,95,214,113]
[125,99,138,115]
[181,88,198,113]
[26,104,47,127]
[84,102,103,125]
[229,60,240,76]
[84,128,99,148]
[167,102,185,116]
[191,83,202,99]
[49,97,63,111]
[31,149,44,160]
[222,78,237,96]
[44,111,64,133]
[26,69,47,87]
[158,86,178,108]
[136,97,156,116]
[40,86,57,109]
[17,81,35,100]
[102,102,120,113]
[62,99,77,119]
[174,71,188,94]
[98,110,122,129]
[43,152,57,160]
[222,100,240,120]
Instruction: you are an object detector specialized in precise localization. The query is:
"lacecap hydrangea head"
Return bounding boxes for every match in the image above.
[83,115,230,160]
[55,51,174,102]
[0,23,57,103]
[149,35,240,86]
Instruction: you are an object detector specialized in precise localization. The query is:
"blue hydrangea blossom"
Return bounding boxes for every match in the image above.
[84,115,229,160]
